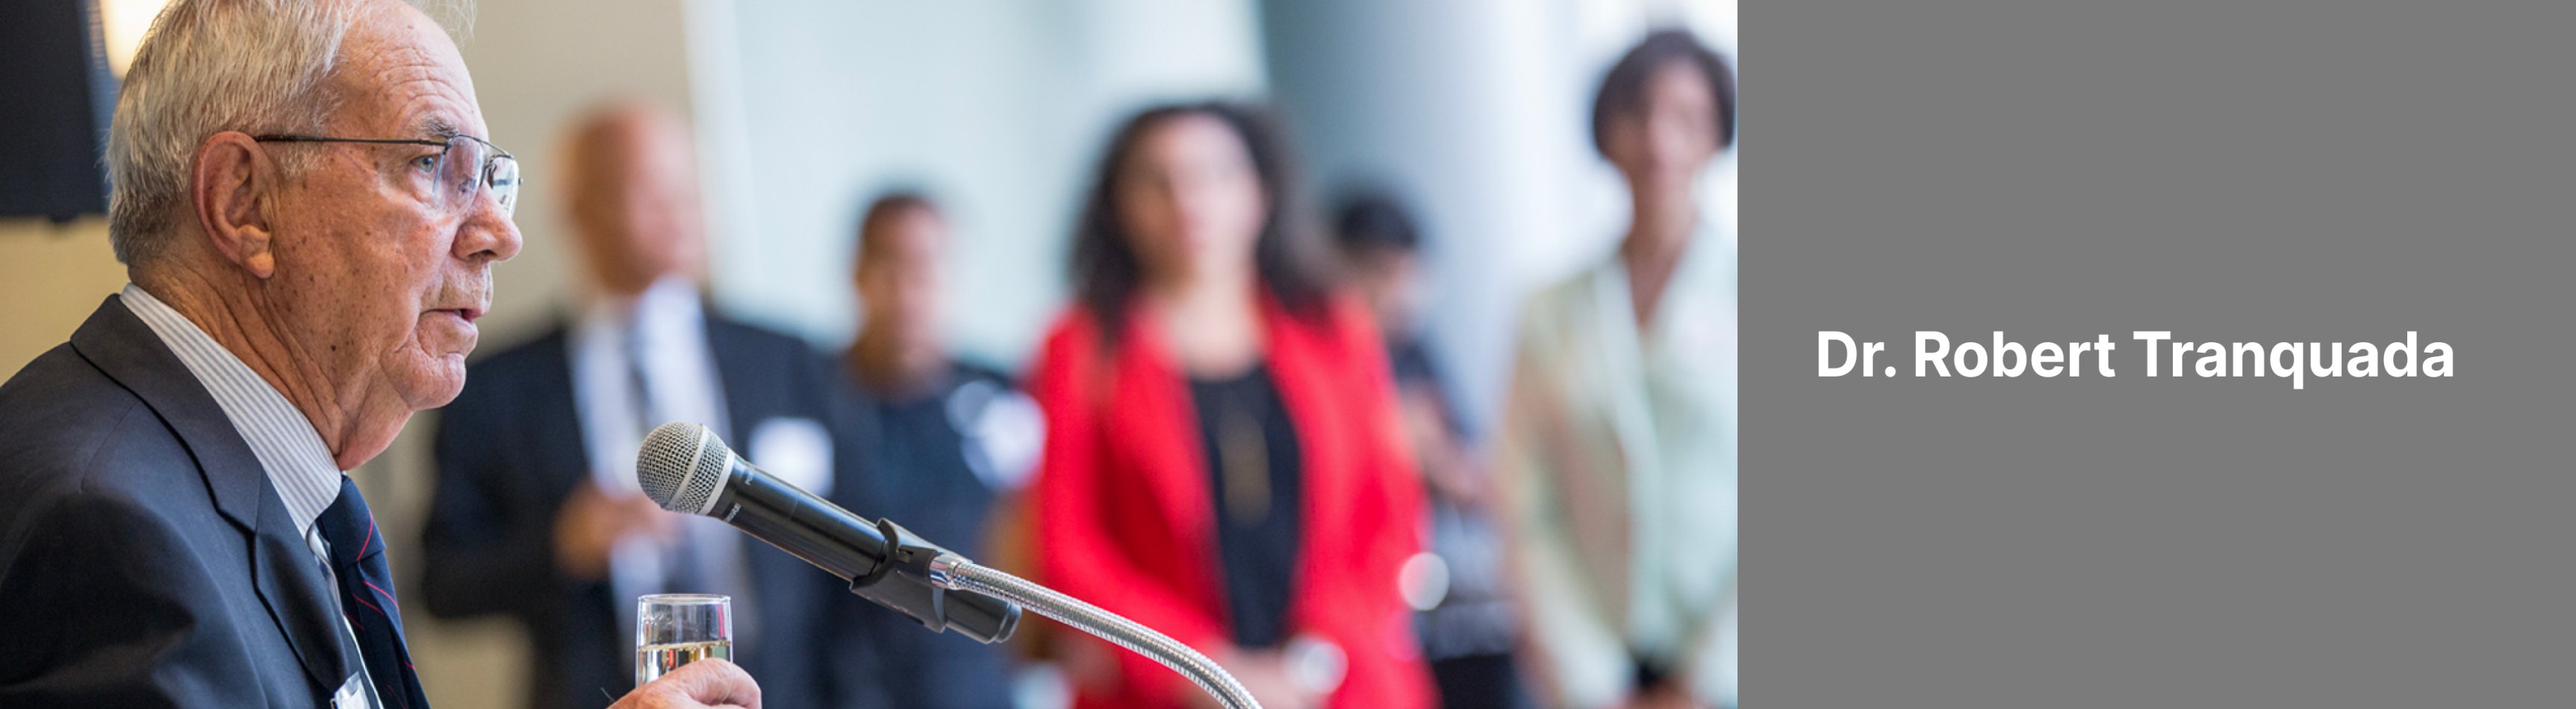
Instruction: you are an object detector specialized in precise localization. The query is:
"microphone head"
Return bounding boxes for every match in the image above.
[637,421,732,516]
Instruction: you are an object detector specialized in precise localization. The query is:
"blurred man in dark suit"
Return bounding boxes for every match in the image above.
[837,191,1044,708]
[420,102,878,709]
[0,2,756,708]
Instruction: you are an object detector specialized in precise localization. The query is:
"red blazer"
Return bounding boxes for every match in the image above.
[1030,293,1433,709]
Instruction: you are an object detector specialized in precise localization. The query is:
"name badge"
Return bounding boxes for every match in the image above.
[747,417,833,497]
[332,673,368,709]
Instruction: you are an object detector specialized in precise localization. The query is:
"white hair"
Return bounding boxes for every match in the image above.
[105,0,467,264]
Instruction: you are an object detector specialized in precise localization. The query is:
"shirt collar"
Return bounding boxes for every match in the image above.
[578,276,706,347]
[120,284,345,535]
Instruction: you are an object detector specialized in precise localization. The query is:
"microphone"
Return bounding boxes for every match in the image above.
[635,421,1019,644]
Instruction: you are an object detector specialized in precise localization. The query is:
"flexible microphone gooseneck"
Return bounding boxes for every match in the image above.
[634,421,1263,709]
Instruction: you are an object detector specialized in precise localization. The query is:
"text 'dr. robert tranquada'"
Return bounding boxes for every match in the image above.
[1818,331,2454,390]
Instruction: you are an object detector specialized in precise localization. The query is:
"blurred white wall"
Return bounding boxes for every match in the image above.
[697,0,1270,366]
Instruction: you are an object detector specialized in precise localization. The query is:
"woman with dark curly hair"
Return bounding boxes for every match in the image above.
[1027,102,1434,709]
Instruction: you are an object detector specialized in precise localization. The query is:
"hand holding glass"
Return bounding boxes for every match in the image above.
[635,594,732,687]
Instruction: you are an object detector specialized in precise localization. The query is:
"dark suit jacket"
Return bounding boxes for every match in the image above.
[420,312,889,709]
[0,297,364,708]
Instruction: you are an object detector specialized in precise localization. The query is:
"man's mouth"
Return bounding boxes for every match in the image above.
[432,307,484,323]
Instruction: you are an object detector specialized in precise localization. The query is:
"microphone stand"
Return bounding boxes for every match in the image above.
[924,553,1265,709]
[851,518,1259,708]
[637,422,1257,706]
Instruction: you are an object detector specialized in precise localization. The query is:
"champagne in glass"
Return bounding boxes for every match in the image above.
[636,594,732,686]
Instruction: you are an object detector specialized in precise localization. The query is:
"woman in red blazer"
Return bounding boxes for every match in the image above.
[1029,102,1433,709]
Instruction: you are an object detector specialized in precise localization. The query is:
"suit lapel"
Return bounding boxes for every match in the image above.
[71,295,358,691]
[527,331,594,495]
[249,491,365,691]
[700,315,816,640]
[703,313,755,445]
[71,297,267,532]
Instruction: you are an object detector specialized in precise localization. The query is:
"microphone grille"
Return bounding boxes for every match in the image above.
[637,421,732,515]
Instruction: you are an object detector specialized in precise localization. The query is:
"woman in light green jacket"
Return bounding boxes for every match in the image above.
[1501,28,1737,709]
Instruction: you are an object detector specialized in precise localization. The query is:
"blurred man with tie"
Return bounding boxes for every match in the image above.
[0,1,756,707]
[420,102,877,708]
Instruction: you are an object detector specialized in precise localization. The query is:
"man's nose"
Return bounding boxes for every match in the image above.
[456,199,524,264]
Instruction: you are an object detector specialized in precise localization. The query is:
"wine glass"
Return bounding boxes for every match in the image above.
[635,593,732,687]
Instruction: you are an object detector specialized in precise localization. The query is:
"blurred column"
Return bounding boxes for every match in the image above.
[1259,0,1603,429]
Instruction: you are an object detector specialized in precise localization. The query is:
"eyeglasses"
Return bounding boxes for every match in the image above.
[252,134,519,218]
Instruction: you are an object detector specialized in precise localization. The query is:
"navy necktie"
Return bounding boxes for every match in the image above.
[317,476,430,709]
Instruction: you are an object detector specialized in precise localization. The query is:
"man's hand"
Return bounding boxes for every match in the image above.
[553,482,675,580]
[610,658,761,709]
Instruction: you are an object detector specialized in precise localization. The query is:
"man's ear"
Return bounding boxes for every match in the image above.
[192,131,278,279]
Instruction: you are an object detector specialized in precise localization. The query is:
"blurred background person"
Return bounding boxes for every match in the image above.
[1499,29,1737,709]
[1028,102,1433,709]
[420,102,879,709]
[836,190,1045,708]
[1332,191,1534,709]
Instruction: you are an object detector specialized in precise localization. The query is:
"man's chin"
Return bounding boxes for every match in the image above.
[394,356,471,411]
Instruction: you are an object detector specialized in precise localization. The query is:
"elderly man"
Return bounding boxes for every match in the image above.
[422,102,880,709]
[0,1,757,708]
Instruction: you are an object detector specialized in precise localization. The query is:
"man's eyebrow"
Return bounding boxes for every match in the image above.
[417,115,464,140]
